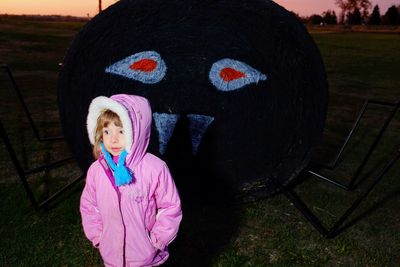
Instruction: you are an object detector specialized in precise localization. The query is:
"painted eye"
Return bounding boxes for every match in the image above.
[209,58,267,92]
[105,51,166,84]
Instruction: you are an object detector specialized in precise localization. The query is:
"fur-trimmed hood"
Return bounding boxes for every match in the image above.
[87,94,152,167]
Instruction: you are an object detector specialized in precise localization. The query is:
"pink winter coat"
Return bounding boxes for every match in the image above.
[80,94,182,267]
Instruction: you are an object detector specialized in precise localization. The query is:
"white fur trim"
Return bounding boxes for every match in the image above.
[87,96,133,151]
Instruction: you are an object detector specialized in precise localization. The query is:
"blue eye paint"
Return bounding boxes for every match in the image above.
[209,58,267,92]
[105,51,167,84]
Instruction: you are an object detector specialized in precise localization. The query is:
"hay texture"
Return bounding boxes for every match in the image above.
[58,0,328,196]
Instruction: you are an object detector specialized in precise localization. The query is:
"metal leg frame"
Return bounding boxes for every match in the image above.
[282,98,400,237]
[0,65,83,210]
[0,64,63,141]
[282,148,399,238]
[0,120,83,210]
[311,99,400,191]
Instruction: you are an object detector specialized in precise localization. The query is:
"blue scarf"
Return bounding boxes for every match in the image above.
[100,143,133,186]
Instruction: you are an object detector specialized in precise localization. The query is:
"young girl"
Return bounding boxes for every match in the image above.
[80,94,182,267]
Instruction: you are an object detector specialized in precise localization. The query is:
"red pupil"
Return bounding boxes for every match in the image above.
[220,67,246,82]
[130,59,157,72]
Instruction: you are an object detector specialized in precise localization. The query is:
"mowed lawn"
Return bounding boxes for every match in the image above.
[0,17,399,266]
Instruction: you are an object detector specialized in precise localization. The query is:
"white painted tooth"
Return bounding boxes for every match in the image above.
[153,113,180,155]
[187,114,214,155]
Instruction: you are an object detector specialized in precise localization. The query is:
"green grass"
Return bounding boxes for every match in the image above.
[313,32,400,100]
[0,17,399,266]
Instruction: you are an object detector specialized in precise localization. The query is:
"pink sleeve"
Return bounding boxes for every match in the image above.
[80,165,103,247]
[150,163,182,250]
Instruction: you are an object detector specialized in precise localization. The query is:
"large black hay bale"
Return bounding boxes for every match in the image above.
[58,0,328,197]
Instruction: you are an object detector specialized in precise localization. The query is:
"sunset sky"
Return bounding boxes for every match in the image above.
[0,0,398,18]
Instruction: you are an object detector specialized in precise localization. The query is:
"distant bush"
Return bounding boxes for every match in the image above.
[309,14,324,25]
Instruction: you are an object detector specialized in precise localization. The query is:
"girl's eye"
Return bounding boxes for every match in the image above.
[105,51,166,84]
[119,130,124,134]
[209,58,267,92]
[103,129,109,135]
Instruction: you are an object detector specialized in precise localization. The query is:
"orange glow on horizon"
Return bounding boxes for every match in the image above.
[0,0,117,17]
[0,0,395,17]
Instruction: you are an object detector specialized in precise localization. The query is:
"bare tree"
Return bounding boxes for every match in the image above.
[99,0,102,13]
[335,0,372,24]
[335,0,347,23]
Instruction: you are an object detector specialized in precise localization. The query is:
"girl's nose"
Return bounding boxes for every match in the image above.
[111,135,118,143]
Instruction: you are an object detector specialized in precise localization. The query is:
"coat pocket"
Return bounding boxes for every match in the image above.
[125,224,156,263]
[145,228,157,250]
[97,228,104,247]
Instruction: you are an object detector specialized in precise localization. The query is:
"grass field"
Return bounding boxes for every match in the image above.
[0,17,399,266]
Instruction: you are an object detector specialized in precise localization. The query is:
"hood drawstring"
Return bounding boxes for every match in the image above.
[101,143,134,186]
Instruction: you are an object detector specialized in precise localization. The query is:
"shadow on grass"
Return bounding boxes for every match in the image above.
[164,168,242,267]
[283,146,399,240]
[336,187,400,236]
[161,119,243,266]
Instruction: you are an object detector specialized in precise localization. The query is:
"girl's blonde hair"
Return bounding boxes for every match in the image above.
[93,109,122,159]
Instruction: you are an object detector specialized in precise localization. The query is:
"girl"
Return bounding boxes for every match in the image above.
[80,94,182,267]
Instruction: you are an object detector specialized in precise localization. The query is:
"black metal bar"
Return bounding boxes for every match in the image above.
[311,99,399,191]
[38,174,84,209]
[24,157,73,175]
[0,120,83,211]
[327,148,400,237]
[348,101,400,189]
[330,100,369,169]
[312,99,398,170]
[308,170,349,190]
[282,188,329,236]
[0,119,39,210]
[312,100,368,170]
[0,64,64,141]
[368,99,398,106]
[0,118,82,211]
[284,148,400,238]
[0,64,83,211]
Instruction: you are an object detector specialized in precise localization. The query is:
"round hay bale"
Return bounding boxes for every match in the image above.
[58,0,328,197]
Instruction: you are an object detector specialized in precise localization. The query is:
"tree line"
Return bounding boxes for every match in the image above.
[293,0,400,25]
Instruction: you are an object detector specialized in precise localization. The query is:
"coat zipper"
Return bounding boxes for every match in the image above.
[118,193,126,267]
[100,157,126,267]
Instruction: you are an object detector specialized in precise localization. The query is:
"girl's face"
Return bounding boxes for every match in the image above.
[102,121,126,156]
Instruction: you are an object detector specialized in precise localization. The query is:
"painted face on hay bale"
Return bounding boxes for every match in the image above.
[58,0,328,196]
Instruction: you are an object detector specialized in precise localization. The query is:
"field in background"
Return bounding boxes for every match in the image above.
[0,17,399,266]
[307,24,400,34]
